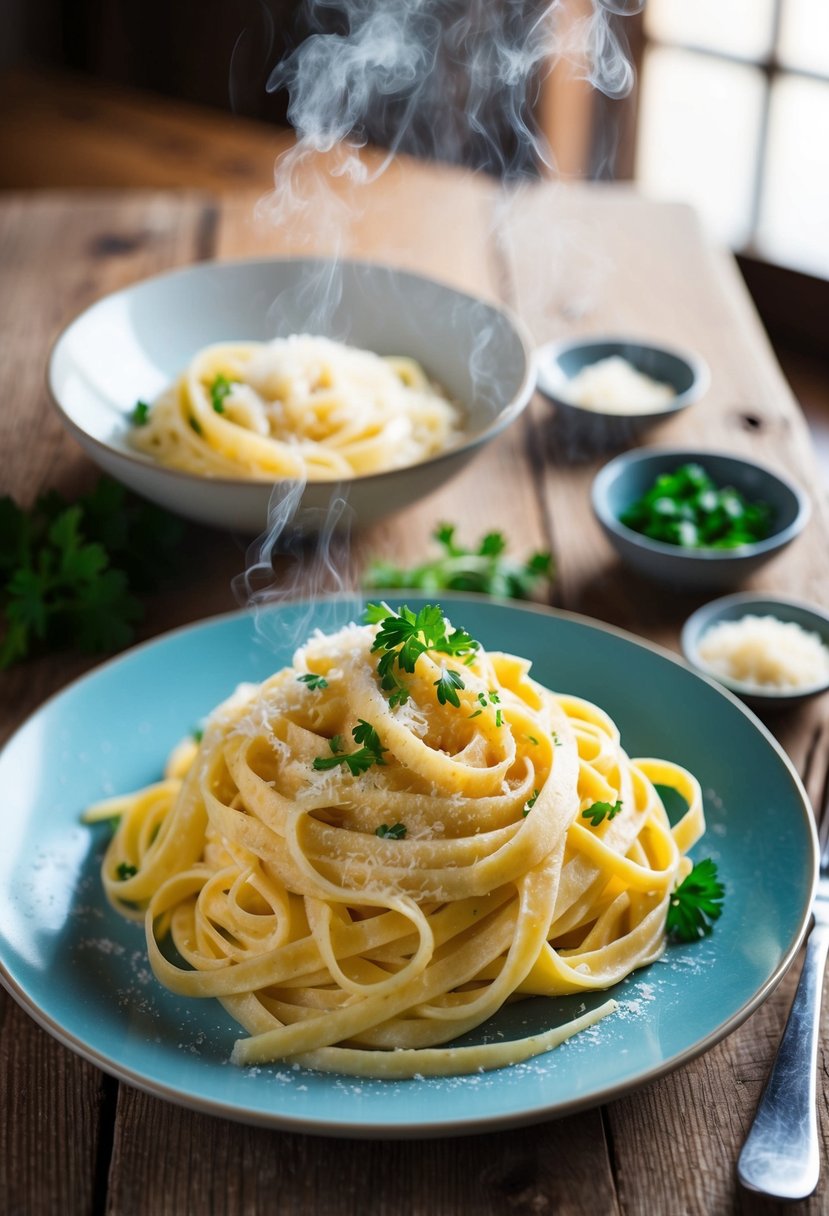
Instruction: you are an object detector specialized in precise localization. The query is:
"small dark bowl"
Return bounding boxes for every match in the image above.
[591,448,810,590]
[535,336,708,452]
[682,594,829,710]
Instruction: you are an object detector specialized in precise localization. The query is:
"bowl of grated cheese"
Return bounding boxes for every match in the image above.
[535,336,708,453]
[681,593,829,710]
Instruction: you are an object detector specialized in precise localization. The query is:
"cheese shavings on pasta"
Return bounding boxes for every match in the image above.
[131,335,461,481]
[85,610,705,1078]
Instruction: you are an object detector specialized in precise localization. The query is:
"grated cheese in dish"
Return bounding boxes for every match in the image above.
[561,356,675,415]
[697,614,829,692]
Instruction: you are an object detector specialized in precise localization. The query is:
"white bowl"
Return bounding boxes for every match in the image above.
[48,258,535,534]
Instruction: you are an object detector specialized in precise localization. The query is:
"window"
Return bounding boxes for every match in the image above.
[635,0,829,280]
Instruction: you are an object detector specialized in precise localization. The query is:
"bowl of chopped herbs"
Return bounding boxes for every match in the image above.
[591,449,809,589]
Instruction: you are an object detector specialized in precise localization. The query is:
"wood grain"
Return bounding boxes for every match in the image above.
[2,178,829,1215]
[106,1087,618,1216]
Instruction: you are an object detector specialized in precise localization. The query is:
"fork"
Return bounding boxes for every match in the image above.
[737,788,829,1201]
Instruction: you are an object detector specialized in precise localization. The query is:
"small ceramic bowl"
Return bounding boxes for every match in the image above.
[591,448,810,590]
[682,593,829,710]
[48,258,535,534]
[535,336,708,451]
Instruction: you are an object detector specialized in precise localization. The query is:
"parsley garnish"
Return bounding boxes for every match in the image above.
[619,463,772,550]
[365,602,478,709]
[192,727,204,743]
[527,735,539,746]
[375,822,407,839]
[363,525,554,600]
[313,720,386,777]
[209,373,239,414]
[116,861,138,881]
[131,400,151,426]
[523,789,540,816]
[298,672,328,691]
[552,732,561,747]
[189,417,202,435]
[0,478,185,668]
[434,667,465,707]
[666,859,725,942]
[581,800,623,827]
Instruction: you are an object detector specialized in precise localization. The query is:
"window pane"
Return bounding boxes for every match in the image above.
[756,76,829,277]
[645,0,776,60]
[635,47,765,249]
[779,0,829,76]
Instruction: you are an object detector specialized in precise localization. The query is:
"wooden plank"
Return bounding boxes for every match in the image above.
[106,1087,619,1216]
[0,69,294,192]
[0,1005,109,1216]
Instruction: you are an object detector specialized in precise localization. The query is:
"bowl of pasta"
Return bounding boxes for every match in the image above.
[48,258,535,533]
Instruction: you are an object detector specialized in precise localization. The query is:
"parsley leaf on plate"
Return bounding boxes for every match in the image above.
[666,859,725,941]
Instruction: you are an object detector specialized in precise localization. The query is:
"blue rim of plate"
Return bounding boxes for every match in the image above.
[0,595,817,1139]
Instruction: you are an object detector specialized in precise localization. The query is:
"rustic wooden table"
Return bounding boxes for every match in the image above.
[2,161,829,1215]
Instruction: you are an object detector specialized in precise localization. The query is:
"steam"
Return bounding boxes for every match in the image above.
[238,0,643,641]
[232,479,360,651]
[265,0,641,184]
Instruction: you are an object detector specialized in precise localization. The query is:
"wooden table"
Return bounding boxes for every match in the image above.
[2,161,829,1215]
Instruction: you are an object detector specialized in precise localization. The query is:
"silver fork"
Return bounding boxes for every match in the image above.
[738,786,829,1201]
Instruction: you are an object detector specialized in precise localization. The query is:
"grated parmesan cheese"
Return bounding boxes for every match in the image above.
[697,614,829,692]
[561,355,675,414]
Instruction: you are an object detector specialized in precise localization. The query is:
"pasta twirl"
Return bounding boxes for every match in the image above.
[85,609,704,1078]
[131,335,461,481]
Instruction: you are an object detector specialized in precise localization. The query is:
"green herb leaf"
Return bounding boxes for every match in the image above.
[0,478,186,667]
[666,858,725,942]
[131,400,151,426]
[298,672,329,691]
[434,667,465,707]
[619,463,772,551]
[375,822,407,839]
[581,800,623,827]
[313,721,387,777]
[523,789,540,816]
[209,373,239,414]
[366,602,478,709]
[116,861,138,881]
[363,527,554,601]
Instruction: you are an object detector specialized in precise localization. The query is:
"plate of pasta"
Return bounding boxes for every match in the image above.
[47,258,534,533]
[0,596,815,1136]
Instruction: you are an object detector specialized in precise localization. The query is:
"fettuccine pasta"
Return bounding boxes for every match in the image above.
[85,606,704,1078]
[131,335,461,480]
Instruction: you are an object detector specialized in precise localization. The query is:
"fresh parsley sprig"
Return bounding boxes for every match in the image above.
[365,602,479,709]
[313,720,387,777]
[434,667,465,707]
[298,672,329,691]
[581,800,623,827]
[363,525,554,601]
[0,478,185,668]
[666,859,725,942]
[131,400,151,426]
[209,373,239,414]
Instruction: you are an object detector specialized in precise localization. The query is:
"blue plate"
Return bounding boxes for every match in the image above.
[0,596,816,1138]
